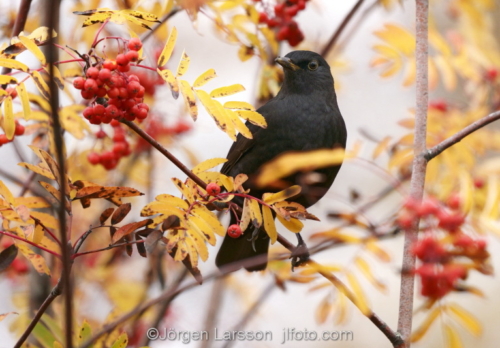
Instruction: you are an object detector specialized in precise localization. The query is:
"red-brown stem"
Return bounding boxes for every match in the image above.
[72,239,145,258]
[396,1,429,346]
[91,19,109,48]
[0,230,62,258]
[120,119,208,189]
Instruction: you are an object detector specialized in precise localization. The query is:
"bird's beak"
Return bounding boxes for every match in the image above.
[275,56,300,71]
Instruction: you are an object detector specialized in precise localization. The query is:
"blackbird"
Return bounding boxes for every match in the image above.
[215,50,347,271]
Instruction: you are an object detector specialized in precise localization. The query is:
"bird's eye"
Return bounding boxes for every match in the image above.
[308,60,318,71]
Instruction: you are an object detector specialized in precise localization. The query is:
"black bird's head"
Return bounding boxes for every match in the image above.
[275,50,334,96]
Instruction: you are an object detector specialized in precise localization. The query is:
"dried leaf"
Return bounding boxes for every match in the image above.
[192,158,228,174]
[346,272,370,315]
[224,101,255,111]
[0,312,18,322]
[157,68,179,99]
[262,205,277,243]
[354,256,387,292]
[16,82,31,119]
[444,324,462,348]
[0,244,18,271]
[112,219,152,243]
[446,303,482,336]
[176,50,190,77]
[372,136,392,159]
[0,58,29,72]
[32,70,51,100]
[263,185,301,205]
[77,320,92,346]
[0,75,17,84]
[15,243,50,275]
[276,214,303,233]
[179,80,197,119]
[145,229,163,253]
[411,306,441,342]
[18,35,46,65]
[234,110,266,128]
[111,203,131,225]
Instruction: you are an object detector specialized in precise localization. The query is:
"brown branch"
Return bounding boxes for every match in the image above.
[121,119,207,190]
[424,110,500,161]
[46,1,73,348]
[397,1,429,346]
[321,0,366,56]
[200,277,225,348]
[140,7,181,43]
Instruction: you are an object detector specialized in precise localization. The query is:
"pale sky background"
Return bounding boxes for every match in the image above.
[1,1,500,348]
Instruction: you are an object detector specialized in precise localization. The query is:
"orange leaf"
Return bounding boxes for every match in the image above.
[112,219,152,243]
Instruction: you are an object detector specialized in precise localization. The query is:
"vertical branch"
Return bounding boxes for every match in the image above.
[46,1,73,348]
[397,0,429,345]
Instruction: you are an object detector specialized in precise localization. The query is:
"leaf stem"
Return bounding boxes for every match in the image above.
[0,230,62,258]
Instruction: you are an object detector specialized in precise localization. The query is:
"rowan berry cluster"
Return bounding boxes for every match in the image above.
[73,38,150,125]
[256,0,309,47]
[87,121,131,170]
[398,196,490,299]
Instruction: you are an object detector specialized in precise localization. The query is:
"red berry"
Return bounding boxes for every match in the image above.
[126,50,139,62]
[6,87,18,99]
[429,100,448,112]
[227,224,242,238]
[119,87,128,99]
[123,98,136,110]
[93,104,106,115]
[105,105,120,118]
[113,132,126,142]
[95,129,107,138]
[274,3,285,15]
[110,119,121,127]
[98,68,112,81]
[127,81,141,96]
[128,38,143,51]
[83,107,94,119]
[258,12,268,23]
[117,64,130,73]
[285,5,299,17]
[116,54,129,66]
[84,78,98,92]
[103,59,117,71]
[474,177,485,188]
[137,108,148,120]
[277,26,290,41]
[416,198,440,217]
[73,77,86,90]
[206,182,221,196]
[14,123,25,136]
[107,88,119,99]
[138,103,149,111]
[87,152,101,165]
[86,67,100,79]
[297,0,306,10]
[113,142,128,155]
[0,134,10,145]
[485,68,498,82]
[136,86,145,98]
[81,90,94,100]
[447,194,461,210]
[128,74,140,82]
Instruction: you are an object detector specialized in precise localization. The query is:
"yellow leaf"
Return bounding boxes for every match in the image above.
[237,45,254,62]
[195,90,230,133]
[276,214,303,233]
[446,303,482,337]
[28,26,57,42]
[192,158,228,174]
[16,83,31,119]
[32,224,44,244]
[193,68,217,88]
[434,54,457,91]
[140,201,185,219]
[179,80,197,119]
[157,27,178,67]
[226,110,252,139]
[19,35,46,65]
[411,307,441,342]
[374,24,415,57]
[32,70,51,99]
[234,110,266,128]
[388,148,413,170]
[110,333,128,348]
[186,228,208,261]
[30,211,59,230]
[188,215,216,246]
[60,105,90,139]
[78,320,92,346]
[176,50,190,77]
[403,56,416,86]
[155,194,189,209]
[364,238,391,262]
[210,84,245,98]
[0,75,17,84]
[256,148,346,188]
[459,170,473,214]
[248,198,262,228]
[18,162,55,180]
[263,185,301,205]
[15,243,51,275]
[346,272,370,315]
[224,101,255,110]
[262,205,277,243]
[315,296,332,324]
[444,324,463,348]
[157,68,179,99]
[372,136,391,159]
[3,96,15,140]
[334,292,349,325]
[354,256,387,292]
[0,58,29,72]
[0,180,15,205]
[191,206,225,236]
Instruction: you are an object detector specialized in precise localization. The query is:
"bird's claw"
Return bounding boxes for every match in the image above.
[290,242,310,271]
[247,228,260,252]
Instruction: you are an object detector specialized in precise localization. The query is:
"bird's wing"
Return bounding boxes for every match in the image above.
[220,124,262,175]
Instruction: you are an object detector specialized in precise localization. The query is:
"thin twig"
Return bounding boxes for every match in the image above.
[396,1,429,346]
[0,230,61,258]
[140,7,182,43]
[424,110,500,161]
[200,277,226,348]
[321,0,366,56]
[46,2,73,348]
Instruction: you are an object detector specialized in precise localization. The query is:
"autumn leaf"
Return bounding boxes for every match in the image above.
[112,219,152,243]
[157,27,178,67]
[193,68,217,88]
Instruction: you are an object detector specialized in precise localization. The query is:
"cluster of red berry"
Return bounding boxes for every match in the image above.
[87,122,131,170]
[73,38,150,125]
[398,197,490,299]
[256,0,309,47]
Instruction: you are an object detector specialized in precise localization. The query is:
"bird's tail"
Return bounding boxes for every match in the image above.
[215,214,270,272]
